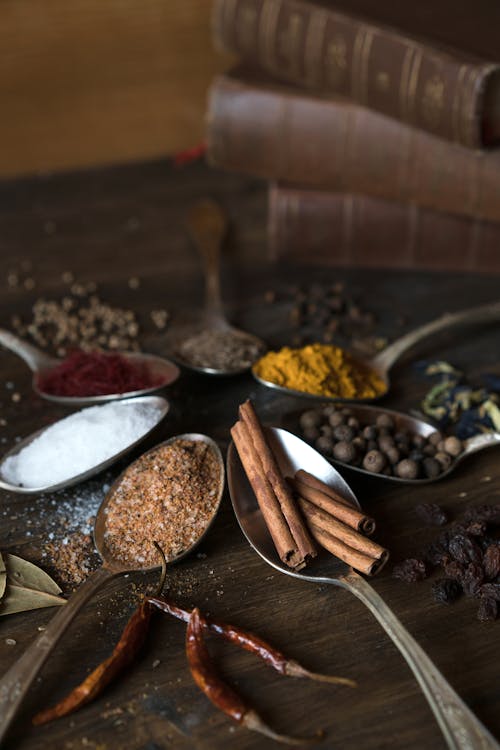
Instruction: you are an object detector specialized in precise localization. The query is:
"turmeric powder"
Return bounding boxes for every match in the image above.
[252,343,386,399]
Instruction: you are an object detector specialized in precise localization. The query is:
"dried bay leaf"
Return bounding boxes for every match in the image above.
[0,552,6,601]
[0,552,66,617]
[0,585,66,616]
[4,553,62,595]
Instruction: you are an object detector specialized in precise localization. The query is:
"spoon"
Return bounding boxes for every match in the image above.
[0,432,224,745]
[165,199,266,375]
[227,427,499,750]
[285,402,500,485]
[0,395,170,494]
[252,299,500,401]
[0,328,180,406]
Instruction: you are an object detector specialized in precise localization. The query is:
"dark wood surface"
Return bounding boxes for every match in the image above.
[0,160,499,750]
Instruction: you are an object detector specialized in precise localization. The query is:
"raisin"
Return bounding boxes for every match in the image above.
[423,531,453,566]
[443,558,465,581]
[448,534,483,565]
[483,544,500,580]
[463,504,500,525]
[415,503,448,526]
[477,597,498,622]
[461,563,484,598]
[466,520,487,537]
[432,578,462,605]
[480,583,500,601]
[392,558,428,583]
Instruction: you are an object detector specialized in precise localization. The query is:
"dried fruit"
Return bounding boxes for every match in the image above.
[483,544,500,580]
[477,597,498,622]
[448,534,482,566]
[392,559,428,583]
[432,578,462,605]
[415,503,448,526]
[461,563,484,598]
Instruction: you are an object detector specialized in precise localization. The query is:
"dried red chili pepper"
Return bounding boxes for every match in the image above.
[186,607,318,745]
[148,595,355,686]
[32,599,153,726]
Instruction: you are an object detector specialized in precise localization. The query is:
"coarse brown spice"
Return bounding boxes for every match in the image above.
[104,440,222,567]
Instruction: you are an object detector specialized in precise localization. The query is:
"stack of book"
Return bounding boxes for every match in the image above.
[206,0,500,271]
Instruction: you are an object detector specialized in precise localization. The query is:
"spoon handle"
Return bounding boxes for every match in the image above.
[372,300,500,374]
[0,328,56,372]
[338,571,499,750]
[0,565,114,745]
[187,199,228,327]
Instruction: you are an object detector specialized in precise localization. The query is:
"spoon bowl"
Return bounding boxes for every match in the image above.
[252,299,500,402]
[283,402,500,485]
[166,199,266,376]
[0,432,225,743]
[0,395,170,494]
[227,427,499,750]
[0,328,180,406]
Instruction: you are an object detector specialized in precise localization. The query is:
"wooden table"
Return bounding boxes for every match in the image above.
[0,160,499,750]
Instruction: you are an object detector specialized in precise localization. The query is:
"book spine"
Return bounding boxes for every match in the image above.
[212,0,498,148]
[206,74,500,222]
[268,184,500,272]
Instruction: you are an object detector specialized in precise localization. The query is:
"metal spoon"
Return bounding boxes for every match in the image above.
[285,402,500,485]
[253,299,500,401]
[227,427,499,750]
[165,199,266,375]
[0,432,224,745]
[0,395,170,494]
[0,327,180,406]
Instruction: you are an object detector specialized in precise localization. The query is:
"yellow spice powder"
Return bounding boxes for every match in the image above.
[253,343,385,399]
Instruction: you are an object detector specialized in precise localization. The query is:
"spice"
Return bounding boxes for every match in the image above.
[36,350,163,398]
[253,344,385,399]
[103,439,222,567]
[178,329,264,372]
[1,401,163,488]
[186,608,312,745]
[34,589,354,727]
[298,404,463,480]
[231,402,316,570]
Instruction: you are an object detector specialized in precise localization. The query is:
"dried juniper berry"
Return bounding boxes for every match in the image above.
[432,578,462,605]
[392,558,428,583]
[477,597,498,622]
[415,503,448,527]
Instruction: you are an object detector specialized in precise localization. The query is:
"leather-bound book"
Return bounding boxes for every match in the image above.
[268,183,500,271]
[213,0,500,148]
[206,71,500,222]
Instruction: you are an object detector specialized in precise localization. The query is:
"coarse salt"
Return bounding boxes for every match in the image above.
[1,401,163,488]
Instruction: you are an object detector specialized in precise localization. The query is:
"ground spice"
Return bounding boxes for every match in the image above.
[36,350,163,397]
[253,343,385,399]
[103,439,222,567]
[178,329,264,372]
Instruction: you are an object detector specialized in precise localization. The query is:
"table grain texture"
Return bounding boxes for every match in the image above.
[0,160,499,750]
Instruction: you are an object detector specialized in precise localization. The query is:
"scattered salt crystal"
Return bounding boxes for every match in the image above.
[1,401,163,488]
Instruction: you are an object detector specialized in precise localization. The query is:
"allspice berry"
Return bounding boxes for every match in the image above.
[316,436,334,455]
[422,457,442,479]
[333,441,357,464]
[328,412,345,427]
[443,436,463,457]
[333,424,355,442]
[434,451,453,470]
[375,414,394,430]
[300,410,322,430]
[395,459,419,479]
[362,450,386,474]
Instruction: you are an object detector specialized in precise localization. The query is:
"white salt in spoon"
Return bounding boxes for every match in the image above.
[228,428,499,750]
[0,395,169,494]
[0,328,180,406]
[0,432,225,745]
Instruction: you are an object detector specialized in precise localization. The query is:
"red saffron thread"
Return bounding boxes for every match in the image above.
[36,350,163,397]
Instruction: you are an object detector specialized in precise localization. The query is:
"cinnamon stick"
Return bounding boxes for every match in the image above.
[307,522,389,577]
[297,498,386,562]
[293,471,375,535]
[231,421,305,569]
[238,400,316,562]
